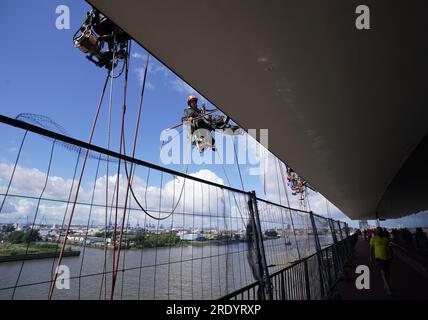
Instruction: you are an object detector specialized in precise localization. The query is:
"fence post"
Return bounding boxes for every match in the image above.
[328,219,339,281]
[247,191,272,300]
[337,222,344,241]
[309,211,326,299]
[280,271,286,300]
[325,247,332,288]
[303,259,311,300]
[328,219,341,281]
[344,223,352,260]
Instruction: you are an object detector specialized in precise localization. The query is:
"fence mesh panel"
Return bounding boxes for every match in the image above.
[0,118,352,300]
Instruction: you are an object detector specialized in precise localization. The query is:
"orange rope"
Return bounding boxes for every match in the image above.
[48,74,110,299]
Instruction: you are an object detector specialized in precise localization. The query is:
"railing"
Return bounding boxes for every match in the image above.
[0,114,353,300]
[221,236,356,300]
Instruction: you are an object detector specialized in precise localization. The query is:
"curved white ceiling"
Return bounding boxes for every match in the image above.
[88,0,428,219]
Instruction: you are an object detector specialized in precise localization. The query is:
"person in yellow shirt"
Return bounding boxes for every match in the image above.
[370,227,393,295]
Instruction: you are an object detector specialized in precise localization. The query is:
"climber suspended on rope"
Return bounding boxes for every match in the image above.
[182,95,242,152]
[73,7,130,70]
[286,167,305,196]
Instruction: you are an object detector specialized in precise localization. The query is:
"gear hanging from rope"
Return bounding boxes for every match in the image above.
[278,161,301,260]
[282,163,314,257]
[73,7,130,71]
[286,166,306,196]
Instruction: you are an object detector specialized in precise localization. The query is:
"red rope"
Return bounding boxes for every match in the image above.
[111,42,132,299]
[48,74,109,300]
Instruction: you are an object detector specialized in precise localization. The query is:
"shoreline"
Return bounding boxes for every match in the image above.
[0,250,80,263]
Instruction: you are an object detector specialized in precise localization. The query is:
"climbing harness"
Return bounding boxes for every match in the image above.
[180,97,243,153]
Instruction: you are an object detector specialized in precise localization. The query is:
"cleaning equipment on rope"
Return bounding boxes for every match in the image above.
[286,165,310,257]
[286,167,305,196]
[73,8,130,70]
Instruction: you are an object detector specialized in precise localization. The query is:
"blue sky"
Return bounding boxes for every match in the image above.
[2,0,411,229]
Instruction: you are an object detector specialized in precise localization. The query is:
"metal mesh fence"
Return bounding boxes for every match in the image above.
[0,115,351,300]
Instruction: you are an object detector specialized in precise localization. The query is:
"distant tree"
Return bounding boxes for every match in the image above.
[94,231,113,238]
[133,232,180,248]
[6,229,40,244]
[2,224,16,233]
[6,230,25,244]
[23,229,40,243]
[133,232,146,247]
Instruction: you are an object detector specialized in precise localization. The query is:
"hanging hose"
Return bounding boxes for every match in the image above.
[113,49,191,221]
[111,40,131,299]
[103,39,117,300]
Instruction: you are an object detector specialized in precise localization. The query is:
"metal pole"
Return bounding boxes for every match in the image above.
[329,219,338,276]
[344,223,352,260]
[325,247,332,289]
[309,211,326,299]
[303,259,311,300]
[280,272,286,300]
[337,221,344,241]
[329,219,343,278]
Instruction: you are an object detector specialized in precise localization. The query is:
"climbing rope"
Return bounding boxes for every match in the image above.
[105,36,117,299]
[273,158,292,263]
[111,40,132,298]
[78,153,102,299]
[48,70,110,300]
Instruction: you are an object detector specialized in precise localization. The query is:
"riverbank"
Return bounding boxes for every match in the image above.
[0,243,80,263]
[0,251,80,263]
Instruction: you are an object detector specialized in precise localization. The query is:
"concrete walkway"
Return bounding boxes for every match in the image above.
[335,237,428,300]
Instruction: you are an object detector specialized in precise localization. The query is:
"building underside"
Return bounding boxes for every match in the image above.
[88,0,428,220]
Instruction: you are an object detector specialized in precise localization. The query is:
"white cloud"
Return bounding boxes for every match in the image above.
[0,162,234,227]
[145,82,155,91]
[169,77,197,96]
[0,163,74,200]
[148,63,168,77]
[132,52,144,59]
[135,67,155,90]
[5,147,17,153]
[133,57,169,90]
[133,55,201,96]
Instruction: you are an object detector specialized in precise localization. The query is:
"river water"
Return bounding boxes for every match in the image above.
[0,235,332,300]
